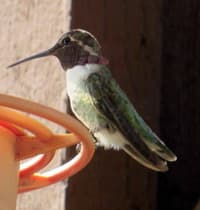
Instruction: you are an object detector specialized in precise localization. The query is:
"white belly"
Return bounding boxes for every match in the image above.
[94,129,128,150]
[66,64,105,130]
[66,64,100,99]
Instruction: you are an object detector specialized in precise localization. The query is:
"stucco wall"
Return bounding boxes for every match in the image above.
[0,1,71,209]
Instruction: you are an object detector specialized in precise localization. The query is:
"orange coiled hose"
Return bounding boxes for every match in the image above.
[0,94,95,193]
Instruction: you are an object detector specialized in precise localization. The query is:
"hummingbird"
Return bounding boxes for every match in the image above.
[8,29,177,172]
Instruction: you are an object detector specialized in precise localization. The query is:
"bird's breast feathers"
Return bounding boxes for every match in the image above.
[66,64,100,88]
[66,64,109,131]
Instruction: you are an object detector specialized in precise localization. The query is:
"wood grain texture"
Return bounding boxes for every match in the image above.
[66,0,161,209]
[0,1,70,209]
[158,1,200,209]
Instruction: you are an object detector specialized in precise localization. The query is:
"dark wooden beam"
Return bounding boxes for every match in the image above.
[66,1,161,209]
[158,1,200,209]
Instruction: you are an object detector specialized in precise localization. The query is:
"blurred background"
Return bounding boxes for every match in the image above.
[1,0,199,209]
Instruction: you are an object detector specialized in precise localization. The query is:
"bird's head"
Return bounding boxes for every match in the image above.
[8,29,109,70]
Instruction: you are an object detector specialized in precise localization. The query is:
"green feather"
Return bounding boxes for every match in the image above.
[86,66,177,162]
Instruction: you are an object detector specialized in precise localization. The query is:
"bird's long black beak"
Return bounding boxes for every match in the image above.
[7,44,59,68]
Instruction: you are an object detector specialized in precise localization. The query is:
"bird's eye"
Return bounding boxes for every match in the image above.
[62,37,71,45]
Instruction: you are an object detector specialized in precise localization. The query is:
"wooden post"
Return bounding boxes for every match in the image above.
[66,1,161,209]
[158,1,200,209]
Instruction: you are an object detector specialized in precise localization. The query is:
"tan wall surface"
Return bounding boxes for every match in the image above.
[0,1,71,209]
